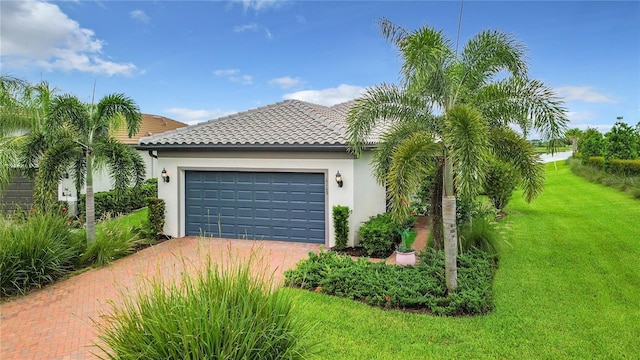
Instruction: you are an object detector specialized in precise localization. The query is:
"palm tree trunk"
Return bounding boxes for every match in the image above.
[85,155,95,243]
[430,160,444,250]
[442,154,458,292]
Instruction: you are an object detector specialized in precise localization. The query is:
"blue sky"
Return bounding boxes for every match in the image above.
[1,1,638,134]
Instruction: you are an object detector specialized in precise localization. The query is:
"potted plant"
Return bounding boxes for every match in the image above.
[396,228,417,266]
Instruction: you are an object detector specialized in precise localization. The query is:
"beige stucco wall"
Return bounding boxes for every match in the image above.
[156,150,386,247]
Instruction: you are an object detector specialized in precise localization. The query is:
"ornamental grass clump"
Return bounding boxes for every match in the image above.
[80,213,147,267]
[0,213,81,297]
[95,254,318,360]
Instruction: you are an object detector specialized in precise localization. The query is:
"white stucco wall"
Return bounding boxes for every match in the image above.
[58,149,157,201]
[156,150,386,247]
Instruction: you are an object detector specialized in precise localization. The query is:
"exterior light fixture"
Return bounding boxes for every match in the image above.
[335,171,343,187]
[161,168,170,183]
[62,172,69,179]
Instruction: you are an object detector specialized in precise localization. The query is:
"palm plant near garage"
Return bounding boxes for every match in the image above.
[347,19,568,291]
[36,93,144,243]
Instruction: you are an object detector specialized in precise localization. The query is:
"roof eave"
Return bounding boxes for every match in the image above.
[136,143,377,152]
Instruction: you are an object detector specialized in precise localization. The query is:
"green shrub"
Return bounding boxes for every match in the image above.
[358,213,400,257]
[608,159,640,176]
[332,205,350,250]
[142,197,166,239]
[459,216,501,257]
[0,214,81,297]
[568,158,640,198]
[586,156,605,169]
[80,214,145,267]
[285,249,495,316]
[96,255,318,360]
[578,128,605,163]
[79,179,157,220]
[484,159,517,210]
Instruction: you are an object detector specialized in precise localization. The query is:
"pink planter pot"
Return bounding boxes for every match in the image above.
[395,251,416,266]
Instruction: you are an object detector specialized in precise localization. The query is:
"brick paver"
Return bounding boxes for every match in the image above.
[0,237,321,360]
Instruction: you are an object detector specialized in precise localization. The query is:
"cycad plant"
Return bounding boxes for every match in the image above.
[347,19,567,291]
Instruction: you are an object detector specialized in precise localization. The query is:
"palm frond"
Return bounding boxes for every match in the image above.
[443,105,490,200]
[458,29,528,96]
[490,127,545,203]
[377,18,409,48]
[94,94,142,139]
[473,77,568,142]
[48,94,90,143]
[372,120,439,184]
[346,84,433,156]
[387,133,442,222]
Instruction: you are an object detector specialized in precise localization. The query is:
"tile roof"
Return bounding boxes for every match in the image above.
[139,99,370,149]
[114,114,187,145]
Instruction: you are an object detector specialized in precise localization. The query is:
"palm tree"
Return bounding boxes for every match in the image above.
[38,93,144,242]
[347,19,568,292]
[565,128,583,156]
[0,77,57,199]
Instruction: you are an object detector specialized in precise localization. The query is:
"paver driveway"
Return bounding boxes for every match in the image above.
[0,237,321,360]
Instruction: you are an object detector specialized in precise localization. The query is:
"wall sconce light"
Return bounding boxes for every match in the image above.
[161,168,170,183]
[335,171,343,187]
[62,172,69,179]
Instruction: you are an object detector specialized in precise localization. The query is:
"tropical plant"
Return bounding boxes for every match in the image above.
[346,19,567,291]
[397,228,417,253]
[565,128,583,156]
[332,205,350,250]
[0,76,57,202]
[37,93,144,243]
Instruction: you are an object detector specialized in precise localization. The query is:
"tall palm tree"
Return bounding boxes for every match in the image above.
[347,19,568,292]
[38,93,144,242]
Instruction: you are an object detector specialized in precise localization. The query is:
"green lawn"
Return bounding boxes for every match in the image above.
[291,162,640,359]
[97,208,148,230]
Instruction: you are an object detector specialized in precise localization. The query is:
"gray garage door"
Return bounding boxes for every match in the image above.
[0,175,34,212]
[185,171,325,243]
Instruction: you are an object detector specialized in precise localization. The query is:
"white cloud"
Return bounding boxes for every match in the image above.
[129,10,150,23]
[265,28,273,39]
[233,23,258,33]
[164,108,237,124]
[0,0,137,76]
[554,86,617,104]
[269,76,305,89]
[283,84,365,106]
[234,0,284,12]
[213,68,253,85]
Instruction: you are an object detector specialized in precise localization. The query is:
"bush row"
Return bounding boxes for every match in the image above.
[586,156,640,177]
[285,249,496,316]
[568,158,640,198]
[79,178,157,219]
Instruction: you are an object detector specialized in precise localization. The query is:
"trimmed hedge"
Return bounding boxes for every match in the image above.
[608,159,640,176]
[332,205,350,250]
[586,156,605,169]
[79,179,157,220]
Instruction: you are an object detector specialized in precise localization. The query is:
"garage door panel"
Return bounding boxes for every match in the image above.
[185,171,325,243]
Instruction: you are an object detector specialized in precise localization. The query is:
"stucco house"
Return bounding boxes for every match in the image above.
[58,114,187,204]
[138,100,387,247]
